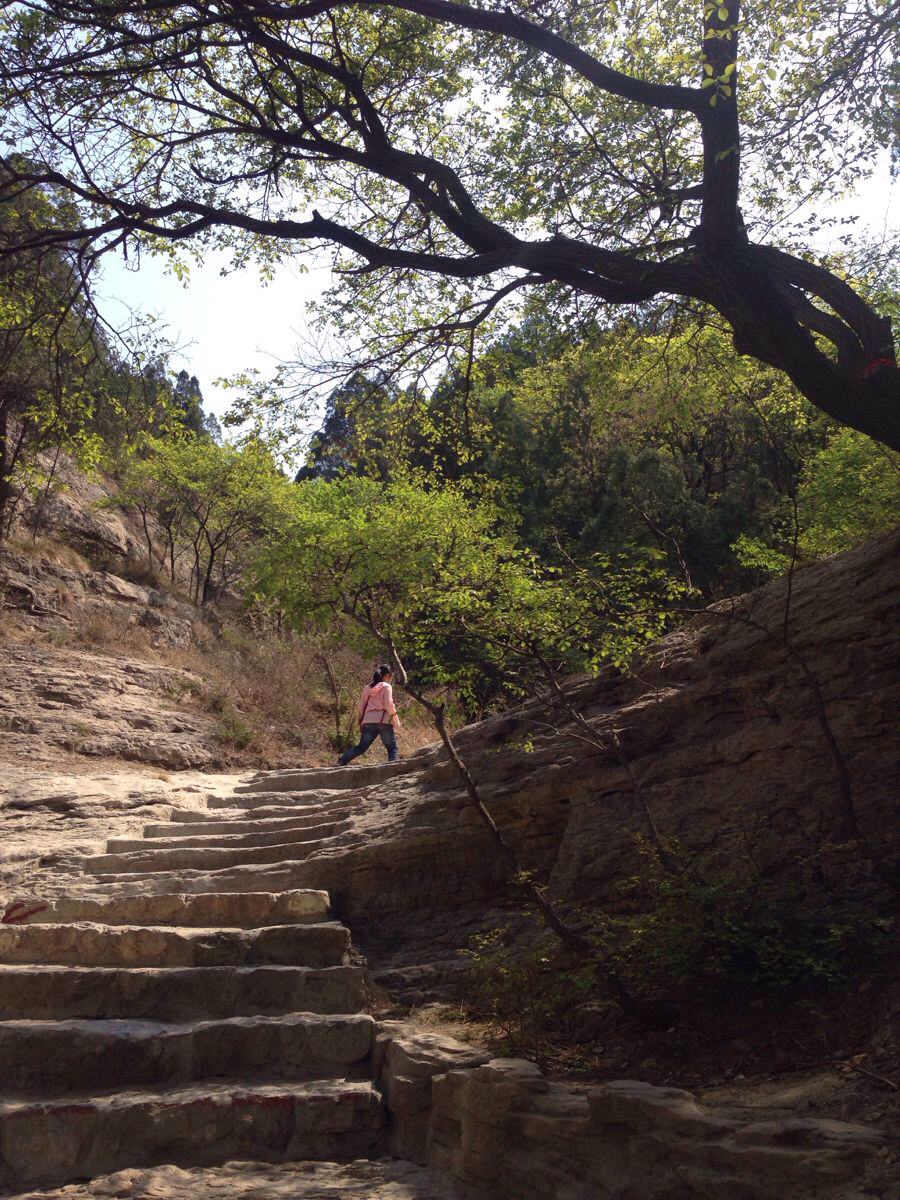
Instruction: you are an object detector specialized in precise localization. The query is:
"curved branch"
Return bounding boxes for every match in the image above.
[250,0,704,113]
[756,244,895,361]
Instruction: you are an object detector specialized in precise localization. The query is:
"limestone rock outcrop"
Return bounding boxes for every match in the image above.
[8,1159,474,1199]
[0,641,220,772]
[0,551,202,648]
[428,1061,883,1200]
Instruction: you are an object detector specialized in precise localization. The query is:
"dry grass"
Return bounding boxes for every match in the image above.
[158,621,437,767]
[41,604,152,654]
[76,606,150,650]
[0,606,26,640]
[7,535,91,573]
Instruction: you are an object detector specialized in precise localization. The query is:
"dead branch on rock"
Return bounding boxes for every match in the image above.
[533,652,681,877]
[374,632,677,1030]
[0,572,69,620]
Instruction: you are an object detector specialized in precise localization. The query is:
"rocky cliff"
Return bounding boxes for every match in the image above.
[237,527,900,996]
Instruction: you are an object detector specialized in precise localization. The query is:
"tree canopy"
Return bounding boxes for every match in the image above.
[113,433,292,602]
[251,473,682,715]
[296,311,900,596]
[0,174,182,538]
[0,1,897,446]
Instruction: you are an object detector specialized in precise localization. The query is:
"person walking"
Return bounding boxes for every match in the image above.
[338,665,401,765]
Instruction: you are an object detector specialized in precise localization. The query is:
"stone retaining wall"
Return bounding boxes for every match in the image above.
[375,1024,884,1200]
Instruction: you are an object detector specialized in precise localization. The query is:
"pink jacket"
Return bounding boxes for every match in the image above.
[358,682,397,725]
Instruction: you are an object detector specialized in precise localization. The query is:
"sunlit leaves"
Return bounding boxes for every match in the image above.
[250,472,682,705]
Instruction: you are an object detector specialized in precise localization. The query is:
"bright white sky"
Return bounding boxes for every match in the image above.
[98,249,330,421]
[96,165,897,425]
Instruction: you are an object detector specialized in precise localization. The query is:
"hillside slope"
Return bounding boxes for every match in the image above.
[2,522,897,1194]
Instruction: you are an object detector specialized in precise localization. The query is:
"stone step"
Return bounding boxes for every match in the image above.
[237,759,425,795]
[206,789,357,811]
[0,921,349,968]
[1,1158,472,1199]
[143,810,353,838]
[0,1012,375,1097]
[0,1079,385,1192]
[82,862,324,895]
[84,837,337,875]
[0,890,330,928]
[0,963,366,1020]
[107,818,351,854]
[164,800,345,821]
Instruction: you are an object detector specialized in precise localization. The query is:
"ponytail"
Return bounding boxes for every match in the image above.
[370,664,392,687]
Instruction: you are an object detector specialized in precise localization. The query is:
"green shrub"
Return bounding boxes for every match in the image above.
[461,857,893,1055]
[461,923,596,1055]
[611,856,894,993]
[798,429,900,558]
[215,699,257,749]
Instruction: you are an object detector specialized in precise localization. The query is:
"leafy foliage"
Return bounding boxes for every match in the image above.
[297,311,896,598]
[461,923,596,1055]
[610,852,895,992]
[461,859,894,1056]
[0,173,187,540]
[250,473,683,713]
[112,435,293,604]
[1,2,897,444]
[797,429,900,558]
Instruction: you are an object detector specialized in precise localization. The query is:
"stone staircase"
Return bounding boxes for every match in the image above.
[3,760,887,1200]
[0,764,455,1197]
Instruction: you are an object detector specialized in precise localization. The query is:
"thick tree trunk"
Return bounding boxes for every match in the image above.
[0,407,12,543]
[696,244,900,450]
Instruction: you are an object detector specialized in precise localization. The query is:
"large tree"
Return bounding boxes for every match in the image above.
[1,1,897,445]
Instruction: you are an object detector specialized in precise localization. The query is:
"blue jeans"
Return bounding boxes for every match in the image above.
[339,723,398,764]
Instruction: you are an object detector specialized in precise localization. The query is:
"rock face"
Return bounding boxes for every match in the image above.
[0,550,202,650]
[245,529,898,998]
[0,641,220,771]
[17,455,147,564]
[9,1159,475,1199]
[427,1063,883,1200]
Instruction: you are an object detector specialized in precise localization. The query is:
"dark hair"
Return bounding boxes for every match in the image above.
[370,664,392,687]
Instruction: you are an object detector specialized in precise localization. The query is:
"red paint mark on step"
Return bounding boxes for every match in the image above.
[1,901,49,924]
[231,1094,295,1110]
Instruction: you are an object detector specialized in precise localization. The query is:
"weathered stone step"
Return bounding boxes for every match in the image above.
[237,759,426,795]
[107,818,351,854]
[84,836,337,875]
[0,889,329,928]
[0,1012,375,1097]
[81,862,324,895]
[2,1158,472,1199]
[206,789,356,811]
[0,921,349,968]
[0,963,365,1020]
[144,810,353,838]
[0,1079,385,1191]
